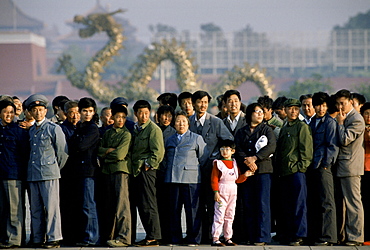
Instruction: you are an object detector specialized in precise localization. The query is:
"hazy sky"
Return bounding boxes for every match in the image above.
[14,0,370,43]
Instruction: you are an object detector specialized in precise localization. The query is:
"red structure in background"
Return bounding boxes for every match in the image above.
[0,32,47,87]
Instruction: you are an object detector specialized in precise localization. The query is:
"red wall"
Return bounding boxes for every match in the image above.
[0,43,47,87]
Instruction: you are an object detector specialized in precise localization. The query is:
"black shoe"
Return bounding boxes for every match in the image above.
[289,238,303,246]
[211,240,225,247]
[135,239,159,247]
[315,240,333,246]
[44,241,60,249]
[0,243,20,249]
[345,241,362,246]
[225,240,237,246]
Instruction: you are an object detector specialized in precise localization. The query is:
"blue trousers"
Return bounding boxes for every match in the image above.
[242,173,272,243]
[28,180,62,243]
[279,172,308,241]
[77,178,99,244]
[168,183,202,244]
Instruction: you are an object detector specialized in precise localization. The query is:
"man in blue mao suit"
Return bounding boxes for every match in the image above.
[26,94,68,248]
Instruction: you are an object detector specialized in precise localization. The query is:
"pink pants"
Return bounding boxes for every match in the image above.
[211,182,237,240]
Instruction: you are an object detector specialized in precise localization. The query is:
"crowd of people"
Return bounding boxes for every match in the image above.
[0,88,369,248]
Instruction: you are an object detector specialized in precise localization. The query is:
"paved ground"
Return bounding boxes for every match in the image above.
[16,234,370,250]
[11,245,370,249]
[22,198,370,249]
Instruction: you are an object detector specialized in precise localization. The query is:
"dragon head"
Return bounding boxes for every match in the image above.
[74,9,125,38]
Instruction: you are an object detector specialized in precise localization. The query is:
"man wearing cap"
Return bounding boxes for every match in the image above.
[26,94,68,248]
[98,105,132,247]
[105,97,135,135]
[276,98,313,246]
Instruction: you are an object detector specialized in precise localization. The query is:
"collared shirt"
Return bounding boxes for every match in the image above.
[134,123,142,131]
[177,132,185,142]
[347,108,354,116]
[303,113,316,125]
[35,117,46,127]
[227,111,242,131]
[195,113,206,127]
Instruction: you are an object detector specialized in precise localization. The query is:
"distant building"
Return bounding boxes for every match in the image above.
[0,0,44,33]
[0,32,47,88]
[152,29,370,75]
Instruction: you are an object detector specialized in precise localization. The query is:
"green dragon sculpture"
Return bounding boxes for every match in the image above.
[57,10,274,104]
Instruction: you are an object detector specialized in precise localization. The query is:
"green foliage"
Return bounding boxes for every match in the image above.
[354,82,370,102]
[200,23,222,33]
[334,9,370,30]
[278,74,334,99]
[149,23,177,35]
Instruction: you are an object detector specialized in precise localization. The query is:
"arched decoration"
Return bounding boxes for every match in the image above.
[58,10,274,104]
[210,63,274,99]
[58,10,202,104]
[122,39,202,101]
[57,9,126,104]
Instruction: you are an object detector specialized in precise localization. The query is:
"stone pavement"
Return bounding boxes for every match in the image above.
[11,245,370,249]
[16,233,370,250]
[22,199,369,249]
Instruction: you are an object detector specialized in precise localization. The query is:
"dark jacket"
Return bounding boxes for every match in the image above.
[309,114,339,169]
[60,120,78,141]
[235,122,276,174]
[223,112,247,136]
[0,122,29,180]
[68,120,100,177]
[60,120,79,178]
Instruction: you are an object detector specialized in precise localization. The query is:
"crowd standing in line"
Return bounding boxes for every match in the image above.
[0,88,369,248]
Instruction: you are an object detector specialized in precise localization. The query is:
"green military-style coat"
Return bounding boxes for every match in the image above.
[98,126,132,174]
[130,120,165,177]
[276,118,313,177]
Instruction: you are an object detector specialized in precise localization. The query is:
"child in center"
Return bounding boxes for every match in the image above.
[211,140,254,246]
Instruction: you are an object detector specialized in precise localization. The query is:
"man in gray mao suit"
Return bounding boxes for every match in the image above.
[26,94,68,248]
[335,89,365,246]
[189,90,234,243]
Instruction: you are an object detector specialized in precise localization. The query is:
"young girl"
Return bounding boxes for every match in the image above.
[211,140,254,246]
